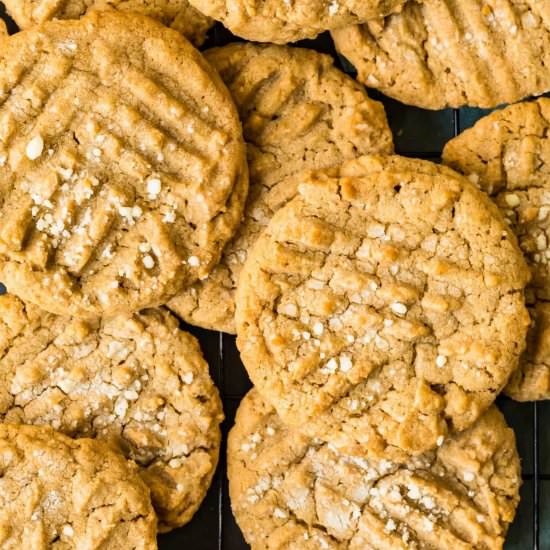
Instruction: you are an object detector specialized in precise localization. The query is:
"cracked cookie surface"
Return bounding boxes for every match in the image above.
[332,0,550,109]
[0,12,248,319]
[443,98,550,401]
[229,390,521,550]
[188,0,407,44]
[3,0,213,46]
[0,294,223,531]
[0,423,157,549]
[167,43,393,333]
[236,155,530,457]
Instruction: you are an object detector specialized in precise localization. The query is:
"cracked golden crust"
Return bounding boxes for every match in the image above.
[236,155,530,457]
[3,0,213,46]
[0,12,248,319]
[332,0,550,110]
[188,0,407,43]
[229,390,521,550]
[167,43,393,333]
[0,424,157,549]
[0,294,223,531]
[443,98,550,401]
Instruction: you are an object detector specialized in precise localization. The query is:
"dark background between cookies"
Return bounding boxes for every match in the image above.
[0,3,548,548]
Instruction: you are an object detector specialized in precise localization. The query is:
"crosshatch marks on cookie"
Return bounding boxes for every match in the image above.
[443,98,550,401]
[3,0,214,46]
[0,294,224,532]
[228,390,521,550]
[167,43,393,333]
[236,155,530,459]
[0,12,248,318]
[333,0,550,109]
[0,424,158,549]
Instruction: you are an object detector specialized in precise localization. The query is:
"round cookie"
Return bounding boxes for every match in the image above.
[229,390,521,550]
[443,99,550,401]
[187,0,407,44]
[236,155,530,457]
[0,12,248,319]
[3,0,213,46]
[167,43,393,333]
[0,424,157,549]
[332,0,550,109]
[0,294,223,532]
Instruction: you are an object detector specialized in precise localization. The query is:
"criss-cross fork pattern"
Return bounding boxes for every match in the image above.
[0,18,245,317]
[0,5,547,549]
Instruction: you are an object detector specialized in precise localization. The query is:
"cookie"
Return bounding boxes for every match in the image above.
[188,0,407,44]
[332,0,550,109]
[443,99,550,401]
[0,12,248,319]
[167,43,393,333]
[229,390,521,550]
[236,155,530,457]
[0,294,223,531]
[0,424,157,549]
[3,0,213,46]
[0,19,7,37]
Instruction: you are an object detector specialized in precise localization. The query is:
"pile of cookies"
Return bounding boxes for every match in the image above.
[1,0,550,548]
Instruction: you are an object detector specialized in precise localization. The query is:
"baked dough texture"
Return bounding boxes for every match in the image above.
[0,294,223,531]
[332,0,550,109]
[236,155,530,457]
[0,423,158,549]
[3,0,213,46]
[228,390,521,550]
[0,12,248,319]
[168,43,393,333]
[443,98,550,401]
[188,0,407,43]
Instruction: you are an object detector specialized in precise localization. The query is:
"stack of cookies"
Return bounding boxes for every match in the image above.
[1,0,550,548]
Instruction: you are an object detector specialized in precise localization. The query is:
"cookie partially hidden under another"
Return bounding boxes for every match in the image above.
[0,424,158,549]
[3,0,213,46]
[0,12,248,319]
[229,390,521,550]
[236,155,530,458]
[443,98,550,401]
[168,43,393,333]
[333,0,550,109]
[0,294,223,532]
[188,0,408,43]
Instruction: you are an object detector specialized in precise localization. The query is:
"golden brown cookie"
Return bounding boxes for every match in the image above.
[332,0,550,109]
[443,99,550,401]
[0,19,7,37]
[188,0,407,43]
[0,294,223,532]
[229,390,521,550]
[0,12,248,319]
[0,424,157,549]
[3,0,213,46]
[167,43,393,333]
[236,155,530,458]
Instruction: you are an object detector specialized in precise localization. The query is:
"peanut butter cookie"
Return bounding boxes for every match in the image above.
[236,155,530,457]
[188,0,407,44]
[168,43,393,333]
[443,99,550,401]
[0,294,223,531]
[3,0,213,46]
[0,424,157,549]
[333,0,550,109]
[229,390,521,550]
[0,12,248,319]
